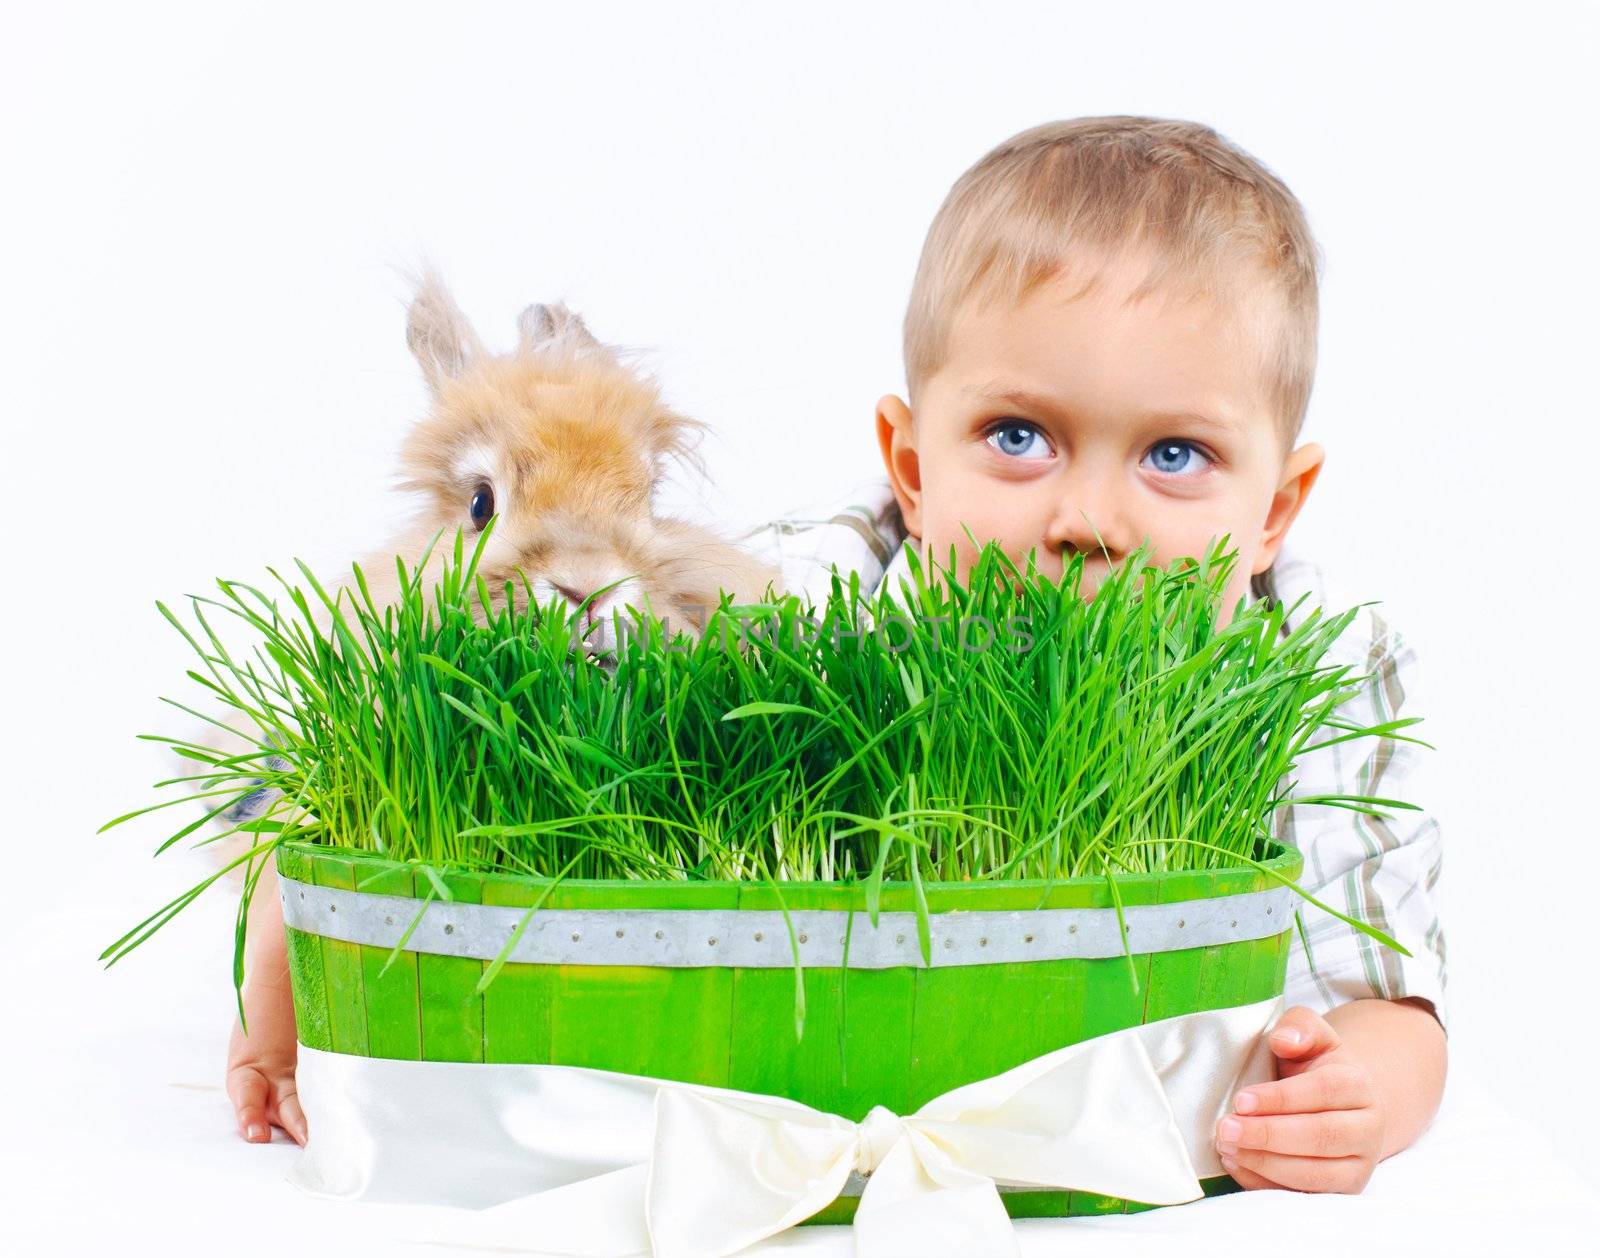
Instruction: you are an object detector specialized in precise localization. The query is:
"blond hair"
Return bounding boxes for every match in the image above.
[902,116,1322,453]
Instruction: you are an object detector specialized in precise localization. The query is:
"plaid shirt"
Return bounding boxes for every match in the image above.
[736,475,1450,1036]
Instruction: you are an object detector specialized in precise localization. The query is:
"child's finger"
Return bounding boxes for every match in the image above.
[226,1067,272,1142]
[1217,1155,1282,1191]
[1217,1108,1367,1158]
[1268,1005,1340,1060]
[1233,1062,1374,1116]
[275,1087,309,1146]
[1220,1145,1374,1194]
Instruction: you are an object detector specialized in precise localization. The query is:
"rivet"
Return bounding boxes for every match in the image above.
[895,933,905,944]
[1024,934,1034,943]
[979,937,988,947]
[754,931,764,942]
[944,938,954,949]
[615,929,625,938]
[1068,923,1077,934]
[572,932,582,942]
[385,915,394,926]
[1231,920,1238,928]
[1267,906,1273,915]
[798,933,809,944]
[443,923,454,935]
[654,930,664,940]
[299,890,306,900]
[708,937,718,946]
[329,903,336,913]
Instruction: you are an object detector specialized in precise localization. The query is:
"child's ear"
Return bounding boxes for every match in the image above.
[406,270,484,397]
[876,393,923,537]
[1254,441,1325,572]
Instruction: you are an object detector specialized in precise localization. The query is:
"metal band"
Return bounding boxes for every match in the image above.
[279,875,1293,968]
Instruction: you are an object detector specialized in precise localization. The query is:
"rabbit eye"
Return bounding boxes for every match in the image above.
[469,482,495,530]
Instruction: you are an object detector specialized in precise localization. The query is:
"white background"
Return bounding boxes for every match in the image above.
[4,2,1597,1252]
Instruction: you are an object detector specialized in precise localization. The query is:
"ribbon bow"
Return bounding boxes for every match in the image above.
[646,1016,1229,1258]
[289,995,1283,1257]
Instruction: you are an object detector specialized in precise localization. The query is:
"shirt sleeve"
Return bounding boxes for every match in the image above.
[1275,610,1451,1037]
[731,476,907,607]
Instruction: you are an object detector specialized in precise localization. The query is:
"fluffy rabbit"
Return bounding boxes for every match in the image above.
[180,272,783,873]
[368,270,783,644]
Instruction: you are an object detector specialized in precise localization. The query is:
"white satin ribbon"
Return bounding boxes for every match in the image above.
[287,994,1283,1257]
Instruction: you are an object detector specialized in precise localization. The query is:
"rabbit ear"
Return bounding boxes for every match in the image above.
[406,271,484,395]
[517,301,604,359]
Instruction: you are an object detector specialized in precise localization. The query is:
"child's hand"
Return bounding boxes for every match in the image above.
[226,971,307,1145]
[225,861,307,1146]
[1214,1004,1385,1193]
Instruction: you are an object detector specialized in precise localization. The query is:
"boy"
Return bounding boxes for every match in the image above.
[748,116,1448,1194]
[231,116,1448,1199]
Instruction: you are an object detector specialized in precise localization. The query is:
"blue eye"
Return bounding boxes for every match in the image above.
[470,481,496,529]
[985,420,1051,460]
[1144,440,1212,476]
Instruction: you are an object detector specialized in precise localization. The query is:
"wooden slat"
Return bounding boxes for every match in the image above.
[479,872,556,1064]
[418,867,486,1062]
[1245,859,1293,1007]
[312,853,368,1057]
[1140,869,1217,1023]
[908,879,1102,1108]
[1193,862,1269,1009]
[728,883,917,1121]
[355,863,422,1061]
[274,845,331,1052]
[281,926,332,1052]
[545,879,738,1086]
[1065,868,1162,1042]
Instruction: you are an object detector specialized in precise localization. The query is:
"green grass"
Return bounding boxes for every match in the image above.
[100,519,1432,1016]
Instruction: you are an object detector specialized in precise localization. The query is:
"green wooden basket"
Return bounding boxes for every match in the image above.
[276,837,1302,1223]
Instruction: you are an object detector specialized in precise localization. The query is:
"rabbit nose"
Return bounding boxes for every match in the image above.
[552,582,593,619]
[555,582,624,626]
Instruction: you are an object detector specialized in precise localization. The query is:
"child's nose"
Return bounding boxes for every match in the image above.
[1042,496,1128,564]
